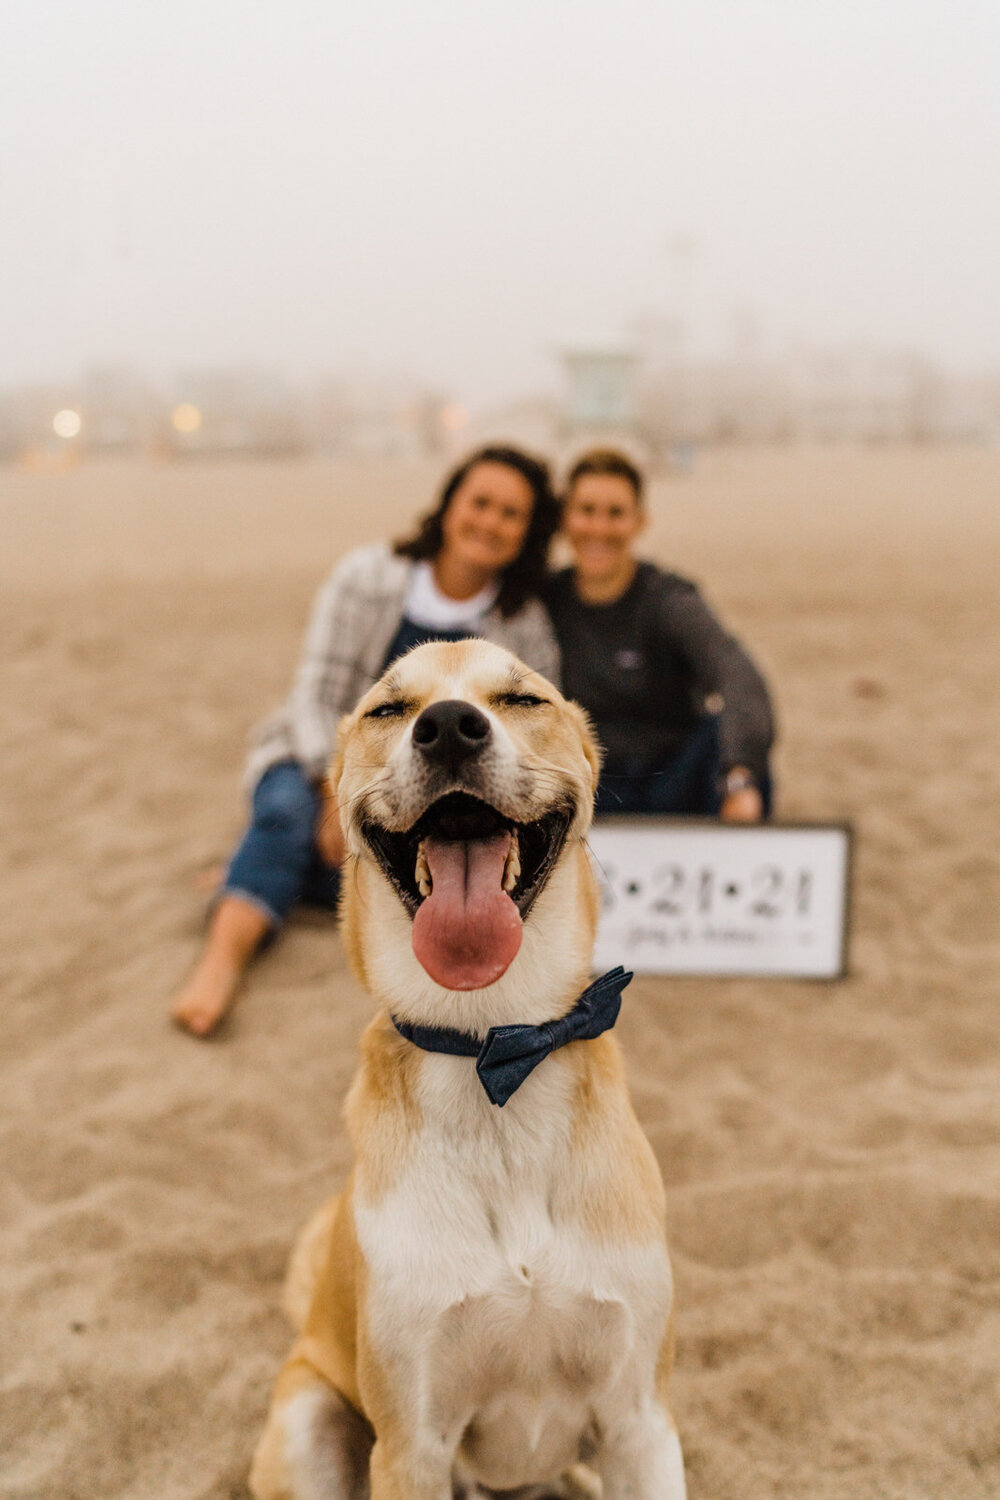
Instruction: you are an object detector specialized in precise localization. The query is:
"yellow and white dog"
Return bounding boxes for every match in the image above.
[250,639,686,1500]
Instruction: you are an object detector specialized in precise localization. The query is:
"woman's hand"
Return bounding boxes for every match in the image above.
[315,779,346,866]
[720,784,764,823]
[720,766,763,823]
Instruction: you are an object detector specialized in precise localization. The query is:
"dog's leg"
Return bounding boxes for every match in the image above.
[594,1399,686,1500]
[283,1196,341,1332]
[250,1357,372,1500]
[368,1436,458,1500]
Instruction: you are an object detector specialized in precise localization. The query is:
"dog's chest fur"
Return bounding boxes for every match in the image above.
[353,1052,672,1489]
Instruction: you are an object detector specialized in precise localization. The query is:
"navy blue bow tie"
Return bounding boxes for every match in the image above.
[391,967,633,1108]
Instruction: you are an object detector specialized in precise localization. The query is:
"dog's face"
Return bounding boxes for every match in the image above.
[333,640,600,997]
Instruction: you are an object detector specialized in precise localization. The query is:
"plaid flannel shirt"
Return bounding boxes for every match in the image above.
[245,543,561,789]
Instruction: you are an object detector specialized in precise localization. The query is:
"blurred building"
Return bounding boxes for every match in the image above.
[636,358,791,446]
[163,369,304,457]
[559,349,640,437]
[783,347,942,443]
[461,394,562,456]
[0,366,164,462]
[0,384,76,462]
[78,365,162,451]
[2,349,998,465]
[302,374,448,458]
[631,342,1000,449]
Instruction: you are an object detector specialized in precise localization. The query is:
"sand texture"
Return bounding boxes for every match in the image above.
[3,448,1000,1498]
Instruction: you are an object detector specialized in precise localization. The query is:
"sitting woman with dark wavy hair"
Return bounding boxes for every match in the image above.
[171,445,560,1037]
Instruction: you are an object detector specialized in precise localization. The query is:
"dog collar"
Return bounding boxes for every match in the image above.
[391,966,633,1108]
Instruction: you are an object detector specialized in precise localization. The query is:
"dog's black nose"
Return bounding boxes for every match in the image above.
[412,699,491,774]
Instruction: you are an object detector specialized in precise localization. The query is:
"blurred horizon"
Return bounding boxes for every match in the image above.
[4,1,999,409]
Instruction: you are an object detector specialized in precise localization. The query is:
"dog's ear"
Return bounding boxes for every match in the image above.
[567,700,602,793]
[327,710,357,799]
[328,749,344,800]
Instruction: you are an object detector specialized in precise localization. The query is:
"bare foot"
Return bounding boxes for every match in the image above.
[169,893,271,1038]
[171,953,241,1037]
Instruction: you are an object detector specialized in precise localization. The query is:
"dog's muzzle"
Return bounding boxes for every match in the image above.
[361,701,576,991]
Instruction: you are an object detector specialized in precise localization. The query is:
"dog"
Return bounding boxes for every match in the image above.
[250,639,686,1500]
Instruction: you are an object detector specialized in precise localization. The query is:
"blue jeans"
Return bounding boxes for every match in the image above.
[594,716,773,818]
[224,761,341,926]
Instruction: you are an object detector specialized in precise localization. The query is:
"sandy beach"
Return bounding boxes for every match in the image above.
[3,445,1000,1499]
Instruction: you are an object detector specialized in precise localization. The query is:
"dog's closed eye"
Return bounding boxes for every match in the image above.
[495,691,550,709]
[365,700,415,720]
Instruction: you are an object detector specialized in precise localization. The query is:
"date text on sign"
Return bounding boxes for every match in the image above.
[589,820,852,979]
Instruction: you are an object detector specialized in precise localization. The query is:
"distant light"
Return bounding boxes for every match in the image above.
[53,408,82,439]
[171,403,202,433]
[441,403,468,432]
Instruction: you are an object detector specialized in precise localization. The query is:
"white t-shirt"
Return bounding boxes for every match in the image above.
[403,561,499,631]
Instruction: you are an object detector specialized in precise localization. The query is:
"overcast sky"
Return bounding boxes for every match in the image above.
[2,0,998,406]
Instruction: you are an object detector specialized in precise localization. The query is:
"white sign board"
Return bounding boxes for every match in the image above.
[589,820,852,979]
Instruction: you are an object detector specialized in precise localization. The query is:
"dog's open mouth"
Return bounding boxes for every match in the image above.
[362,791,573,990]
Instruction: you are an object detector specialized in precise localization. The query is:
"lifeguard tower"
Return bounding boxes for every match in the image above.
[559,347,639,436]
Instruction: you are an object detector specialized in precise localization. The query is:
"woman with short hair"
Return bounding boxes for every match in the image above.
[544,447,774,821]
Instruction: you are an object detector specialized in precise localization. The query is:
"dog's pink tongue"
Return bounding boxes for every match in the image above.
[412,833,522,990]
